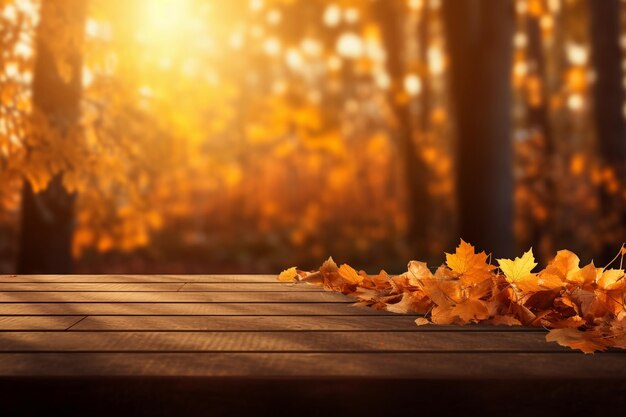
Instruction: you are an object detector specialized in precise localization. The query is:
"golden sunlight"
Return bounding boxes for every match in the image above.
[136,0,196,42]
[144,0,188,30]
[2,0,626,402]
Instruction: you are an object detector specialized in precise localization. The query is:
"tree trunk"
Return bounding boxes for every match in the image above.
[374,0,430,259]
[589,0,626,166]
[17,0,86,273]
[588,0,626,262]
[522,12,557,258]
[442,0,515,257]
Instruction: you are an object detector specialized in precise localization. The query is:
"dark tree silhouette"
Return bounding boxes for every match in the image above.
[589,0,626,262]
[442,0,515,257]
[17,0,86,273]
[374,0,430,259]
[522,10,557,258]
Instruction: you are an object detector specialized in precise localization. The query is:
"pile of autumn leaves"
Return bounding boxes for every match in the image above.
[279,240,626,353]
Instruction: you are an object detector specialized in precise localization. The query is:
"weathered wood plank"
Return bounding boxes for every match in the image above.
[0,283,186,292]
[179,283,317,292]
[0,302,397,316]
[0,316,84,330]
[0,283,318,292]
[0,275,280,283]
[0,273,623,416]
[0,352,624,377]
[69,315,496,331]
[0,331,565,352]
[0,291,349,303]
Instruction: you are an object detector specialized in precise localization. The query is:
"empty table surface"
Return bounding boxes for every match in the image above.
[0,274,624,416]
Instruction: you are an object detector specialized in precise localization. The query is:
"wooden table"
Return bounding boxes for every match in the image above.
[0,274,625,416]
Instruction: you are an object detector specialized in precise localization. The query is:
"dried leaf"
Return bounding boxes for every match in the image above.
[446,240,495,285]
[489,315,522,326]
[406,261,433,286]
[609,319,626,348]
[278,242,626,353]
[566,262,596,287]
[320,257,339,273]
[415,317,431,326]
[596,269,625,291]
[542,250,580,284]
[385,291,431,314]
[278,267,298,282]
[450,299,490,323]
[497,248,537,283]
[338,264,364,285]
[545,328,608,354]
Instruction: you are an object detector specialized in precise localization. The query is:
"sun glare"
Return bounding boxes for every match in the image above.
[138,0,195,41]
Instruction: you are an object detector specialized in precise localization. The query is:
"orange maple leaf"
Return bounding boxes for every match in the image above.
[278,243,626,353]
[445,239,495,285]
[545,328,609,354]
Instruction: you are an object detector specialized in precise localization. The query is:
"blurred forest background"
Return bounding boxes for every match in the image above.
[0,0,625,274]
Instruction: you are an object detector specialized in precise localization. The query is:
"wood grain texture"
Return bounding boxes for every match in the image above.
[0,282,319,292]
[63,316,554,333]
[0,274,624,393]
[0,316,84,330]
[0,302,395,316]
[69,315,424,331]
[0,274,280,283]
[0,352,625,377]
[0,331,565,352]
[0,291,349,303]
[1,274,625,417]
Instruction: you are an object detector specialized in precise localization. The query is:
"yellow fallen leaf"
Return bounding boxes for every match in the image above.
[497,248,537,283]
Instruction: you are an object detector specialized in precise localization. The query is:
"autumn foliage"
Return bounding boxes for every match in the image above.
[279,240,626,353]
